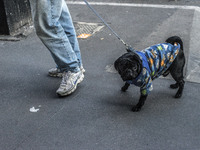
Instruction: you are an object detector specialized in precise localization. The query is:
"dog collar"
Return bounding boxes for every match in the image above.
[126,71,143,86]
[135,51,151,74]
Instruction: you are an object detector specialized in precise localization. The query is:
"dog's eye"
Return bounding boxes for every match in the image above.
[132,66,137,71]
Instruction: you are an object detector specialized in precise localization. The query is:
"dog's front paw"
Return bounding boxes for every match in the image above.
[132,106,141,112]
[121,86,127,92]
[121,83,130,92]
[175,92,182,98]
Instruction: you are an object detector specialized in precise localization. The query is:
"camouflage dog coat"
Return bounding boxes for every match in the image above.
[126,43,180,96]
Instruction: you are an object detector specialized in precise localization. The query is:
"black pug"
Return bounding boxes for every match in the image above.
[114,36,185,112]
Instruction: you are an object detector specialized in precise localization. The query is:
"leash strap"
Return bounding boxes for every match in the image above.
[83,0,135,52]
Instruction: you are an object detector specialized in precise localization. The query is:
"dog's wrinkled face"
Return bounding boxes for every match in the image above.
[114,52,142,81]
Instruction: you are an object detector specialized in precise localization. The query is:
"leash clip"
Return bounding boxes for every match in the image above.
[126,45,135,52]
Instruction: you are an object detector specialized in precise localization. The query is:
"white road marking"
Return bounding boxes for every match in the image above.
[105,64,117,73]
[67,1,200,12]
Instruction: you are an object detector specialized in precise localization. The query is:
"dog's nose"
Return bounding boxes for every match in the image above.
[127,70,133,76]
[121,70,133,81]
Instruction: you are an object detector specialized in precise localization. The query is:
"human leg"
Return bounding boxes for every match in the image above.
[59,0,82,67]
[29,0,84,96]
[48,0,84,78]
[30,0,80,73]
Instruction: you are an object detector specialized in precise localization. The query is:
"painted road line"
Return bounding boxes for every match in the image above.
[66,1,200,12]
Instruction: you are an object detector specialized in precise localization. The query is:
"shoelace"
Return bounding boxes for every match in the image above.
[61,71,71,85]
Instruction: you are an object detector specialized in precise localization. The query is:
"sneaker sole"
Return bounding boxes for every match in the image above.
[57,73,84,97]
[49,69,85,78]
[48,73,63,78]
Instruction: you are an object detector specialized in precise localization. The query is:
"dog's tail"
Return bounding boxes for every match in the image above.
[165,36,183,50]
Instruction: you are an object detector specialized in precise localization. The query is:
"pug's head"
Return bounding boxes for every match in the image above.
[114,52,142,81]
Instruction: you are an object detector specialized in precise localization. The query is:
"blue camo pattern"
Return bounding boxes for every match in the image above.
[126,43,180,96]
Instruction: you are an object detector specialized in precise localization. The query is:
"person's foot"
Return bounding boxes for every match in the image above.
[56,71,84,96]
[48,68,63,77]
[48,67,85,78]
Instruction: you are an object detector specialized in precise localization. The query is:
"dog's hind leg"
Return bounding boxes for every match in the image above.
[121,82,130,92]
[170,82,179,89]
[169,49,185,98]
[170,69,185,98]
[170,66,185,98]
[175,80,185,98]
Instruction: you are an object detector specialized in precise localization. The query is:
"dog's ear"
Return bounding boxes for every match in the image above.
[129,52,142,65]
[114,58,121,71]
[129,52,143,74]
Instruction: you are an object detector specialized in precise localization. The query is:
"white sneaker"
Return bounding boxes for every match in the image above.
[48,67,85,78]
[56,71,84,96]
[48,68,63,77]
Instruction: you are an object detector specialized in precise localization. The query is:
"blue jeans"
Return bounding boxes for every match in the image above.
[29,0,82,72]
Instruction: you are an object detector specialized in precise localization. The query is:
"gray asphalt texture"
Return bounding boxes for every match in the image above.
[0,1,200,150]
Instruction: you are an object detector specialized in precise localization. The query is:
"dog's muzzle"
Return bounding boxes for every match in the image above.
[121,69,134,81]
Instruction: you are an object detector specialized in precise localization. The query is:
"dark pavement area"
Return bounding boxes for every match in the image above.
[0,1,200,150]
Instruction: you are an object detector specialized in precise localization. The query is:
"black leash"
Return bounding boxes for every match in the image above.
[83,0,135,52]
